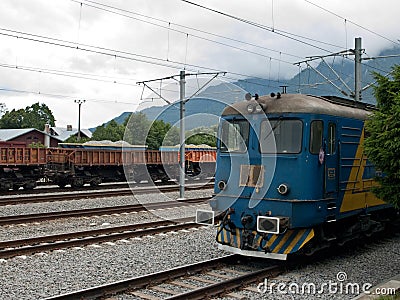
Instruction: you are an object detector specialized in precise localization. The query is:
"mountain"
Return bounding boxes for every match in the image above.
[236,46,400,105]
[99,46,400,130]
[140,97,228,130]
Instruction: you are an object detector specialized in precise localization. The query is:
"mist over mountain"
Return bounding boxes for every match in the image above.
[98,46,400,131]
[236,46,400,105]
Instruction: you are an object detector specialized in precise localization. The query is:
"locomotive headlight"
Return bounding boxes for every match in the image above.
[196,209,215,226]
[257,216,289,234]
[277,183,289,195]
[246,104,254,113]
[218,180,227,190]
[255,105,263,113]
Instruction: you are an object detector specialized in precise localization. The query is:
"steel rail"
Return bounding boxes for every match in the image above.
[0,182,214,206]
[43,255,283,300]
[0,217,198,259]
[166,264,282,300]
[43,255,241,300]
[0,196,211,226]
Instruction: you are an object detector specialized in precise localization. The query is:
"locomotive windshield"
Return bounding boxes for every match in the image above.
[260,119,303,154]
[220,119,249,152]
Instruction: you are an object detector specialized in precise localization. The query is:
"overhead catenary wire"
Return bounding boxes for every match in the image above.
[180,0,345,52]
[0,62,139,86]
[0,25,300,95]
[0,27,298,85]
[0,28,195,72]
[71,0,299,66]
[0,2,395,105]
[179,0,397,81]
[304,0,400,46]
[0,26,390,104]
[0,87,138,105]
[75,0,304,61]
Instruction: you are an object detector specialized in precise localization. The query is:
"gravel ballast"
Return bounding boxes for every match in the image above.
[0,189,212,241]
[0,189,399,300]
[241,236,400,300]
[0,226,223,300]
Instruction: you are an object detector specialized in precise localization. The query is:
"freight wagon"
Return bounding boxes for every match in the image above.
[0,142,216,191]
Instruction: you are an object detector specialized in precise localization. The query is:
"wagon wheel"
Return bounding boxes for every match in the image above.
[57,182,67,188]
[23,180,37,190]
[90,177,102,187]
[71,178,84,188]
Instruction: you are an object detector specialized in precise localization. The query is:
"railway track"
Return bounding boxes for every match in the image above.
[0,217,199,259]
[43,255,283,300]
[0,197,211,226]
[0,182,214,206]
[3,182,131,196]
[2,179,214,197]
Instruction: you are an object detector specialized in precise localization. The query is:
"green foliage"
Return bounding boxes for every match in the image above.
[186,125,217,147]
[93,112,214,150]
[364,65,400,208]
[64,135,91,143]
[0,102,55,130]
[28,142,45,148]
[124,112,150,145]
[146,119,179,150]
[92,120,125,142]
[124,113,179,149]
[375,294,399,300]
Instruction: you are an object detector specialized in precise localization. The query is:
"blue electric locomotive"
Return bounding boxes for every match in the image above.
[197,93,394,260]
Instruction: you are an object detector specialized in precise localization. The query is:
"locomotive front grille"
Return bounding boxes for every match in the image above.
[239,165,264,187]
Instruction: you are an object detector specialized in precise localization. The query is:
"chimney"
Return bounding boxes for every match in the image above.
[44,124,50,148]
[67,125,72,131]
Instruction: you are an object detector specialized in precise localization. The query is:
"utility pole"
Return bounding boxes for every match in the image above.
[179,70,186,199]
[354,37,362,101]
[137,71,225,200]
[74,99,85,141]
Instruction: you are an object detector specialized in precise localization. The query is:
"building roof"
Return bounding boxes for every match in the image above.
[50,127,92,141]
[0,126,93,143]
[0,128,45,141]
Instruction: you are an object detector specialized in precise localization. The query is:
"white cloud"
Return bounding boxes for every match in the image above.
[0,0,398,128]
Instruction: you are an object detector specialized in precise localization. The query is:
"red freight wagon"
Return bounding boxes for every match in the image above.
[0,144,46,190]
[0,142,216,191]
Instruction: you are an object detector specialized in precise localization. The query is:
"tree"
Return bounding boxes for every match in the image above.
[146,120,179,150]
[0,108,26,128]
[92,120,125,142]
[64,135,91,143]
[0,102,55,130]
[124,112,150,145]
[364,65,400,208]
[186,125,217,147]
[0,103,6,116]
[89,111,180,149]
[23,103,56,129]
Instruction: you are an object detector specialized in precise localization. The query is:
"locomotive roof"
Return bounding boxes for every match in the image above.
[221,93,374,120]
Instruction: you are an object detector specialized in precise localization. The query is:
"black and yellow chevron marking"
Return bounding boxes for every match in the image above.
[217,226,314,254]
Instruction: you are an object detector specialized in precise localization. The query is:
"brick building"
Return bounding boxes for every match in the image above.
[0,127,93,147]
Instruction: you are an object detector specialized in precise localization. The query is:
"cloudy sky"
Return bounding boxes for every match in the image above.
[0,0,398,129]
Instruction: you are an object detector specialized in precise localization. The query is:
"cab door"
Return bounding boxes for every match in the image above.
[324,121,338,197]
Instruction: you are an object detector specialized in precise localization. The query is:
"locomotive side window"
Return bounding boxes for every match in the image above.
[310,120,323,154]
[220,119,249,153]
[328,123,336,154]
[260,119,302,154]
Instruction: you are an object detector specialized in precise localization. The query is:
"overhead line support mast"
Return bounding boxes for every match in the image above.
[137,71,225,199]
[295,37,364,101]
